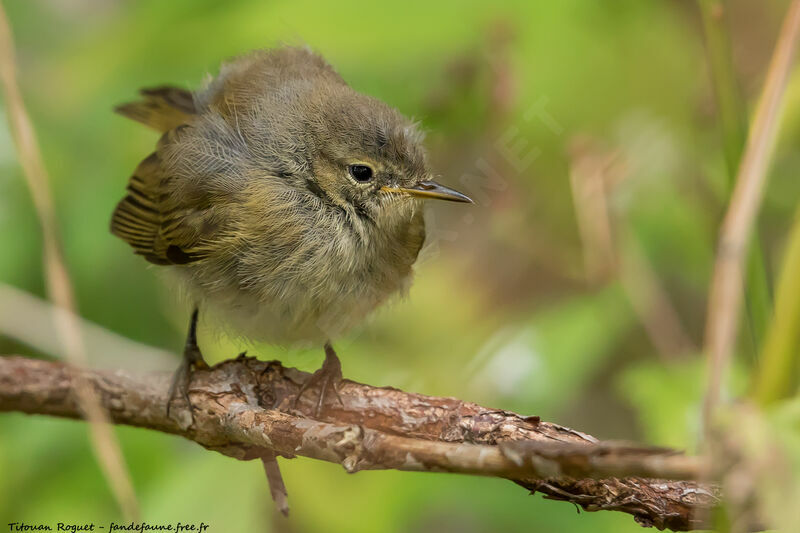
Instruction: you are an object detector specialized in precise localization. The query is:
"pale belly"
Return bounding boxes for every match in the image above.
[169,243,417,346]
[169,203,425,346]
[196,272,411,345]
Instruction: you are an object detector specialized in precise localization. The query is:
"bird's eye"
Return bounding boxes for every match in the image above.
[348,164,374,183]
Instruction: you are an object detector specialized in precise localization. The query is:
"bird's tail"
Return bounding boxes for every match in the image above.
[114,86,196,133]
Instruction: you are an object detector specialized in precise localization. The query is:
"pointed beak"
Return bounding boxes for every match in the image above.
[381,180,473,203]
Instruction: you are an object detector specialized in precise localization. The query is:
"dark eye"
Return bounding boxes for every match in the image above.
[348,164,374,183]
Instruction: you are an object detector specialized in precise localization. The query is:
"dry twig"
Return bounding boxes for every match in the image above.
[0,354,719,531]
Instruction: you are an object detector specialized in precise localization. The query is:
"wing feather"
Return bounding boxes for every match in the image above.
[111,90,212,266]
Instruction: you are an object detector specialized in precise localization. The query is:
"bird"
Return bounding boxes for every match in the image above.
[110,46,472,421]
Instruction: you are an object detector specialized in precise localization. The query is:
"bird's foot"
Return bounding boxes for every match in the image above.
[292,343,344,418]
[166,309,208,428]
[166,346,209,429]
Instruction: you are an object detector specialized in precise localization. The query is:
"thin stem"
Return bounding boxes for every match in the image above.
[698,0,748,177]
[698,0,773,356]
[752,206,800,404]
[0,4,139,521]
[703,0,800,427]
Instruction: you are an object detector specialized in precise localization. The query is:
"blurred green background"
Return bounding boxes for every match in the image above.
[1,0,799,531]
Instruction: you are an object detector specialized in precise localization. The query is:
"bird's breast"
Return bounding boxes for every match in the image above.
[179,202,425,345]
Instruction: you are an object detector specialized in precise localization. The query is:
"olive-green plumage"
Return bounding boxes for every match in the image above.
[112,46,470,346]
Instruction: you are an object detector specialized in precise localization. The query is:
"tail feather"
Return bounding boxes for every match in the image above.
[114,86,196,132]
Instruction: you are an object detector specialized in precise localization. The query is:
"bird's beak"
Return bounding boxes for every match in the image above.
[381,180,473,203]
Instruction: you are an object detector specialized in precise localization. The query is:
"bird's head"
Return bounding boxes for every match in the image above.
[302,86,472,222]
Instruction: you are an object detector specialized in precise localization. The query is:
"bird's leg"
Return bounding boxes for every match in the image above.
[166,308,209,422]
[293,342,344,418]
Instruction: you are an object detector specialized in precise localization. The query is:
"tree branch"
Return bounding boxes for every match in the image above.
[0,355,719,531]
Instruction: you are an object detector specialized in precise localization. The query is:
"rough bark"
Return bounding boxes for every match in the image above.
[0,355,719,530]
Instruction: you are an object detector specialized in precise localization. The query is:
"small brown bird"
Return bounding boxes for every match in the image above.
[111,46,471,419]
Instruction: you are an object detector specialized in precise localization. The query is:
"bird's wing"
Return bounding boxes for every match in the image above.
[111,89,213,265]
[110,148,210,265]
[114,86,196,133]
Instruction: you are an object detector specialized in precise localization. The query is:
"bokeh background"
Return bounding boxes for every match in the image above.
[1,0,799,531]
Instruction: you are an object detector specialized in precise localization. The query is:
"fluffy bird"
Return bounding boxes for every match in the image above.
[111,47,471,418]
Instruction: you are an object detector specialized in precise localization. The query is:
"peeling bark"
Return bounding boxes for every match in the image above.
[0,355,719,531]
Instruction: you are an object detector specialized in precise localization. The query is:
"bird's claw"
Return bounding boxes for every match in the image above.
[292,344,344,418]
